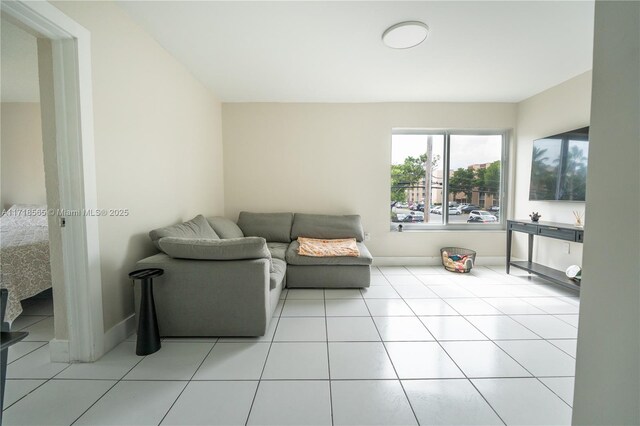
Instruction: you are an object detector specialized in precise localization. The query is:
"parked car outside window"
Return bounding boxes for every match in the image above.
[402,211,425,222]
[431,206,461,215]
[467,210,497,223]
[461,204,480,213]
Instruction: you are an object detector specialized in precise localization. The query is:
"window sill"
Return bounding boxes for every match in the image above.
[390,223,506,232]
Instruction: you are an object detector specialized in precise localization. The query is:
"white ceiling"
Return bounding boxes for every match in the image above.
[1,18,40,102]
[119,1,594,103]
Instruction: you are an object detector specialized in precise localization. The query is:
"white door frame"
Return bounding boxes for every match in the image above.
[2,0,105,362]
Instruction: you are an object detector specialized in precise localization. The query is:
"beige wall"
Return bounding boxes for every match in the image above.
[573,1,639,423]
[512,72,592,271]
[52,1,225,332]
[0,102,46,210]
[222,103,516,259]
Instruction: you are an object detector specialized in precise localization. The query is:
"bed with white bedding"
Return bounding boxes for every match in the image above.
[0,204,52,323]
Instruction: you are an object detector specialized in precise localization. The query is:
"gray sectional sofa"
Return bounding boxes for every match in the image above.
[135,212,372,337]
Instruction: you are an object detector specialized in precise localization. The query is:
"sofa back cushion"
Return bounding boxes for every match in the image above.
[237,212,294,243]
[149,215,219,249]
[291,213,364,242]
[206,216,244,239]
[158,236,271,261]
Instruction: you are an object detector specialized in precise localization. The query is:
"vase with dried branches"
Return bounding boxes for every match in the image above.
[573,211,584,228]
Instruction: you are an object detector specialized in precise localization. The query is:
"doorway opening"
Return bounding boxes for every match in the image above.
[1,1,104,362]
[1,17,56,362]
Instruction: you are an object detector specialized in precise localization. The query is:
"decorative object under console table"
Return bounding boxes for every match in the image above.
[506,220,583,291]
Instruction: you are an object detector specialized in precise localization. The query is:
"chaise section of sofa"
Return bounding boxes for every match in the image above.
[135,215,283,337]
[285,213,372,288]
[135,254,280,336]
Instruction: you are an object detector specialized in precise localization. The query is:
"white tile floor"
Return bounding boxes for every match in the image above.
[3,266,580,425]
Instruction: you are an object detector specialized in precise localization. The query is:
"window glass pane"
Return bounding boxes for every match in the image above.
[449,135,503,224]
[391,134,444,229]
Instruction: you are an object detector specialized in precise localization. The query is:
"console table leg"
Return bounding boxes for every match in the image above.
[506,229,512,274]
[137,278,161,356]
[527,234,535,277]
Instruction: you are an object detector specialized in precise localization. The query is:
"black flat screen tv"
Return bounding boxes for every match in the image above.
[529,127,589,201]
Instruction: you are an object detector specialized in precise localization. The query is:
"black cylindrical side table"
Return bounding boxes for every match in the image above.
[129,268,164,356]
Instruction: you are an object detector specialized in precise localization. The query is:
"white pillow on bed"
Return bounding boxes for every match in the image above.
[2,204,49,228]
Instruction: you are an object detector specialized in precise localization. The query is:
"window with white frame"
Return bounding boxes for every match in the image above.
[390,130,508,230]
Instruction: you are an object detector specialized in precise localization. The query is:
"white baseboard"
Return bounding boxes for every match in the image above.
[373,256,506,267]
[49,338,70,362]
[373,257,440,266]
[103,313,136,354]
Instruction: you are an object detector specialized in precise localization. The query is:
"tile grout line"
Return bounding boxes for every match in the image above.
[406,267,578,345]
[156,338,220,425]
[90,375,575,383]
[429,282,577,412]
[400,270,508,426]
[3,308,62,411]
[410,268,576,411]
[397,267,520,346]
[2,376,52,412]
[552,314,580,328]
[322,290,335,426]
[5,269,577,424]
[243,292,285,426]
[546,340,578,359]
[68,342,150,425]
[536,377,575,408]
[507,313,578,340]
[361,282,422,426]
[5,341,48,366]
[68,379,122,425]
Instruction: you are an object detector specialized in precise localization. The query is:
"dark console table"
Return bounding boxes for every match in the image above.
[506,220,583,291]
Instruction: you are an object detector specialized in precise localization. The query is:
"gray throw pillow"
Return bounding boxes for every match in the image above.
[149,215,219,249]
[158,236,272,265]
[237,212,294,243]
[206,216,244,239]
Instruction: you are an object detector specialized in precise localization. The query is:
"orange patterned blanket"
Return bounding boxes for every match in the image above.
[297,237,360,257]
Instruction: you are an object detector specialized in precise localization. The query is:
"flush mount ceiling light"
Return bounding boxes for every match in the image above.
[382,21,429,49]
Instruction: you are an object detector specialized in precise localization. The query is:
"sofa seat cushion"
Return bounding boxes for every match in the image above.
[291,213,364,242]
[285,240,373,266]
[287,264,370,288]
[149,215,219,249]
[158,236,271,262]
[270,258,287,290]
[237,212,294,243]
[267,242,289,261]
[206,216,244,239]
